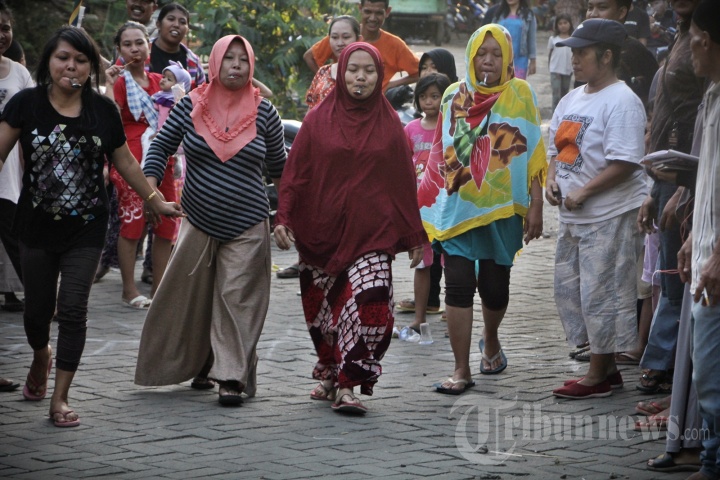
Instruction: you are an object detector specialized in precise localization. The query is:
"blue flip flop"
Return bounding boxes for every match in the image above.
[478,339,507,375]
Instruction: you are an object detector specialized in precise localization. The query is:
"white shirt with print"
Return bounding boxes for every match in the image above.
[548,81,648,224]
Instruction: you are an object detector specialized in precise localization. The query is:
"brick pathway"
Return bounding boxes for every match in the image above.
[0,30,686,480]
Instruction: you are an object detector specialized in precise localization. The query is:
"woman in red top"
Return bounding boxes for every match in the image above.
[105,21,179,309]
[275,43,425,414]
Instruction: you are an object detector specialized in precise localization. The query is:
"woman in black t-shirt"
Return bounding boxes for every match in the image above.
[148,3,204,88]
[0,26,182,427]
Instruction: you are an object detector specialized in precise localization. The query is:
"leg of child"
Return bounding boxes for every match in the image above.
[409,267,431,330]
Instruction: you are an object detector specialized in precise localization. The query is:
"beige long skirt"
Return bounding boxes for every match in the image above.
[134,219,271,397]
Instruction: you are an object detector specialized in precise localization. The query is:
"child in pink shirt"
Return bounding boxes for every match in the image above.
[400,73,451,334]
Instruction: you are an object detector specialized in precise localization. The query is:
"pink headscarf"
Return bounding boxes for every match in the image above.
[189,35,261,162]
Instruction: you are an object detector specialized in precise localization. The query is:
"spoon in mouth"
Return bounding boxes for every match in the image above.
[479,73,489,86]
[70,78,83,89]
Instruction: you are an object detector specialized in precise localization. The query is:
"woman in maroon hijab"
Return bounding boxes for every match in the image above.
[275,42,426,414]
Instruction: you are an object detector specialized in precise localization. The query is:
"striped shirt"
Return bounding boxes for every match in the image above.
[692,82,720,292]
[144,96,286,241]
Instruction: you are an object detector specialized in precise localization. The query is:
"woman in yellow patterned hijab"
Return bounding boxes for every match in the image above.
[421,24,546,394]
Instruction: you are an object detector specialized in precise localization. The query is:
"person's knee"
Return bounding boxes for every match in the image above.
[478,285,509,310]
[443,255,476,308]
[444,285,474,308]
[477,262,510,310]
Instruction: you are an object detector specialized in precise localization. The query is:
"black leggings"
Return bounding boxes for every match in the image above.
[428,251,443,308]
[444,256,510,310]
[21,242,102,372]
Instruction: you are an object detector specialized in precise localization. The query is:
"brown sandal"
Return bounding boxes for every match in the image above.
[310,383,337,401]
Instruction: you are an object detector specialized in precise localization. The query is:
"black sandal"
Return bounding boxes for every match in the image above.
[647,452,700,472]
[218,381,243,406]
[636,371,666,394]
[276,264,300,278]
[190,376,216,390]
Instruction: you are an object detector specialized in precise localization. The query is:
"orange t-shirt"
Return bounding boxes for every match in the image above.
[311,29,419,91]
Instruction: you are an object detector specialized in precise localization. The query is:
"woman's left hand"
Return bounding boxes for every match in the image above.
[523,201,543,245]
[409,246,424,268]
[528,59,537,76]
[144,191,184,227]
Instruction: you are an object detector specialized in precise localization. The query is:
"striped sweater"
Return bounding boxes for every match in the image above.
[144,96,286,241]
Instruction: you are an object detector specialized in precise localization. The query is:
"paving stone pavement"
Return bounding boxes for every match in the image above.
[0,30,688,480]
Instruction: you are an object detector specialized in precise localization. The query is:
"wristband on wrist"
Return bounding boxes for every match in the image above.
[145,191,157,202]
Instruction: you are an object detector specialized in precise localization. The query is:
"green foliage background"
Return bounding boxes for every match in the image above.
[7,0,354,117]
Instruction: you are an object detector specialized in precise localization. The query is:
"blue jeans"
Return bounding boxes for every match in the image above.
[640,293,680,371]
[21,242,102,372]
[692,300,720,479]
[653,182,684,305]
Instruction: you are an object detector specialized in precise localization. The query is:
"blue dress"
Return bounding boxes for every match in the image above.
[498,15,529,79]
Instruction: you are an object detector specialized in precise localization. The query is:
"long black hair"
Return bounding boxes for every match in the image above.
[496,0,533,21]
[0,0,13,24]
[554,13,574,36]
[413,73,451,111]
[35,26,102,126]
[114,21,149,47]
[157,2,190,23]
[328,15,361,38]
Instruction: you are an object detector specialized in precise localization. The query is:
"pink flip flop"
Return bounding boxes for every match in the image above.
[635,398,671,416]
[23,351,52,401]
[50,409,80,428]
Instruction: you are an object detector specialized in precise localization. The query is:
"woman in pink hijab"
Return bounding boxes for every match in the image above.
[134,35,286,406]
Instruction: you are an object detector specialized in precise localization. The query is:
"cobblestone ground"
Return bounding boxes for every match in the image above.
[0,30,686,480]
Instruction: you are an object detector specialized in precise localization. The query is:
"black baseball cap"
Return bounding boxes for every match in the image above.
[557,19,627,48]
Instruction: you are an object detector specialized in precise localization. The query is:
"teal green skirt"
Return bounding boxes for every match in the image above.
[434,215,523,267]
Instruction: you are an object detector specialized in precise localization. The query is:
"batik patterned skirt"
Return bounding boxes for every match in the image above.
[299,252,394,396]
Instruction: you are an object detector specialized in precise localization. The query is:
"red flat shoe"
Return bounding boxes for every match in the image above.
[564,371,623,389]
[553,380,612,399]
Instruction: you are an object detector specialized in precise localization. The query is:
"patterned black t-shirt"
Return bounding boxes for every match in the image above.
[1,87,126,251]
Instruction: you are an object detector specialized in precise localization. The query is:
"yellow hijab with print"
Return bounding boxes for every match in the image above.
[417,24,546,242]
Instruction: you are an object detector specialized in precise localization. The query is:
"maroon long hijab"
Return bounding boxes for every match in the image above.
[275,42,426,276]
